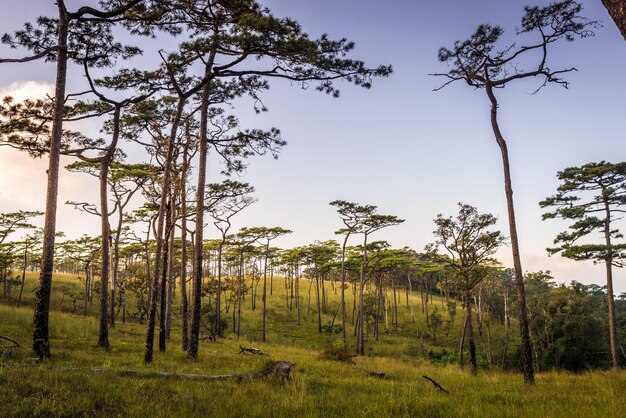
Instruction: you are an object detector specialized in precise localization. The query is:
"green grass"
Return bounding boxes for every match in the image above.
[1,272,625,417]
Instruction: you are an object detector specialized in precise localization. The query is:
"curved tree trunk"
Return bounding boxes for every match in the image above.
[33,2,68,360]
[602,0,626,41]
[486,84,534,384]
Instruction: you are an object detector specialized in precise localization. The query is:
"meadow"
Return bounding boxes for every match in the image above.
[1,272,625,417]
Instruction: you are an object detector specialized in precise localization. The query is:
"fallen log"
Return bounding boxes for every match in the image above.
[27,361,296,382]
[238,345,264,355]
[422,375,449,394]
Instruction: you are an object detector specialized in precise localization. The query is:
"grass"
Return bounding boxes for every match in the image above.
[1,272,625,417]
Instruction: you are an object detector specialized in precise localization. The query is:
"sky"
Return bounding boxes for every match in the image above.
[0,1,625,291]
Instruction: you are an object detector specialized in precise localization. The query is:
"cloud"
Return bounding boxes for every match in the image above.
[0,80,54,101]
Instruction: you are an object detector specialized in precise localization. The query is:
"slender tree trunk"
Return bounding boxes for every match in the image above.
[122,262,127,324]
[603,198,620,369]
[357,234,368,355]
[340,235,349,353]
[84,264,90,317]
[262,244,268,342]
[316,273,322,333]
[145,99,184,363]
[408,275,415,323]
[486,84,534,384]
[33,2,68,360]
[296,262,301,325]
[110,207,123,327]
[189,82,211,358]
[465,303,478,360]
[159,200,173,352]
[237,252,243,338]
[321,273,327,313]
[485,319,493,365]
[165,197,176,342]
[180,159,189,350]
[374,275,381,340]
[424,282,430,330]
[459,310,467,368]
[392,275,398,329]
[17,242,28,308]
[98,157,111,349]
[216,242,224,337]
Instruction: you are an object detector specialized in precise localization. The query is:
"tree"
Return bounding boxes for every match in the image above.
[0,211,42,300]
[330,200,376,352]
[428,203,504,374]
[0,211,42,245]
[208,182,256,338]
[245,227,291,342]
[59,235,102,317]
[433,0,597,384]
[66,161,157,347]
[602,0,626,40]
[354,209,404,355]
[0,0,155,359]
[540,161,626,369]
[169,0,391,361]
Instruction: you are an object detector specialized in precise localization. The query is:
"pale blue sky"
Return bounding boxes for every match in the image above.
[0,1,624,290]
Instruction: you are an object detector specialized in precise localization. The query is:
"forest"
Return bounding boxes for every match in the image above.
[1,1,626,417]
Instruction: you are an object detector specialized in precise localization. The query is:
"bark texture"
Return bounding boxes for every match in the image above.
[602,0,626,41]
[486,84,534,384]
[33,3,68,360]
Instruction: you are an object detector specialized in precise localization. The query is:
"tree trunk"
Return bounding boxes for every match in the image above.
[603,197,620,369]
[110,203,124,327]
[316,273,322,333]
[486,84,534,384]
[98,105,122,348]
[262,244,268,342]
[189,81,211,359]
[145,99,184,363]
[357,234,368,355]
[33,2,68,360]
[602,0,626,41]
[237,252,243,338]
[465,290,477,374]
[17,242,28,308]
[165,197,176,343]
[159,199,173,352]
[97,157,111,350]
[84,264,90,317]
[392,275,398,329]
[180,156,189,350]
[216,241,224,338]
[340,235,349,353]
[296,262,300,325]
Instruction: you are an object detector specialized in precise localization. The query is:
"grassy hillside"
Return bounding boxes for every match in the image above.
[1,272,625,417]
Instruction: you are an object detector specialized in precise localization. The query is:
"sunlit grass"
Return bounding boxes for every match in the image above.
[1,273,625,416]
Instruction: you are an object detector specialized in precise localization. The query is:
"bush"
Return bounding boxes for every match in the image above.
[320,339,354,363]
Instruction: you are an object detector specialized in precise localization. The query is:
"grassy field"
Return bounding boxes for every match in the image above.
[1,272,625,417]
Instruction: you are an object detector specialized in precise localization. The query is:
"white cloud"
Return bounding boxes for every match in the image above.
[0,80,54,101]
